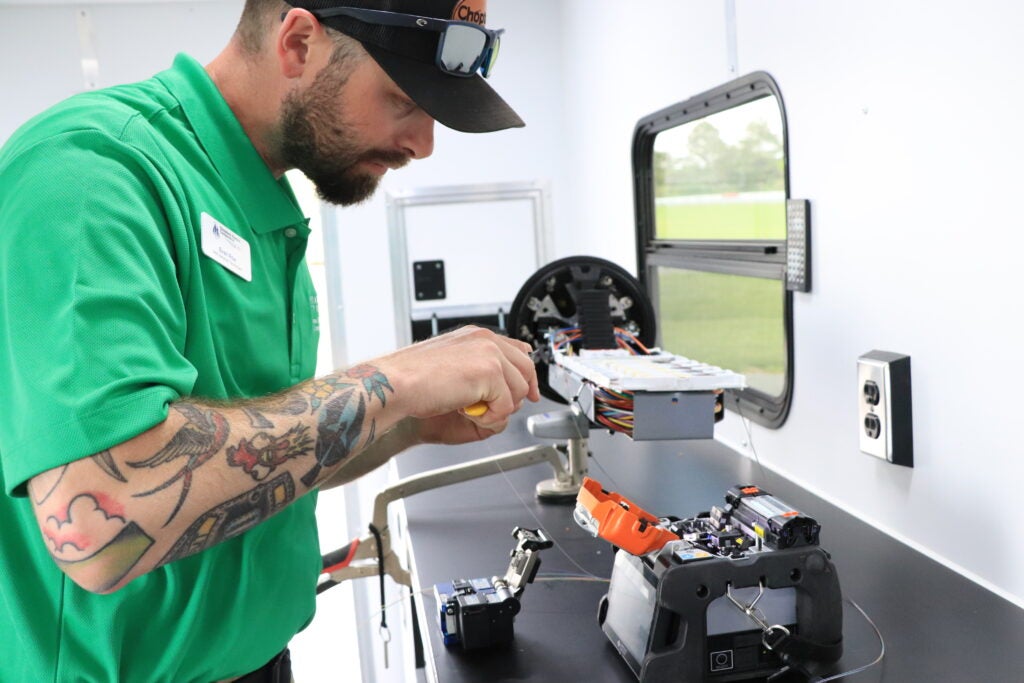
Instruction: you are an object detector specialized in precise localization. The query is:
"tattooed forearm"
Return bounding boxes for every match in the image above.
[127,404,230,526]
[347,364,395,406]
[242,394,307,428]
[227,425,313,481]
[29,363,400,592]
[160,473,295,564]
[242,407,275,429]
[302,388,366,488]
[300,375,353,413]
[261,393,309,416]
[297,366,394,487]
[365,419,378,448]
[93,450,127,482]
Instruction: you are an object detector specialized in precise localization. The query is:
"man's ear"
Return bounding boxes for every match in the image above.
[276,9,325,79]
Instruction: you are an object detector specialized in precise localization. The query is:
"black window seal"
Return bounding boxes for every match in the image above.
[631,71,793,428]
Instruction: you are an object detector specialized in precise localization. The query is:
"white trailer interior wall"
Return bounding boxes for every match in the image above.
[557,0,1024,608]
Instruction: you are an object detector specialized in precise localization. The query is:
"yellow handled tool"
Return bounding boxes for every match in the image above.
[464,402,488,416]
[463,347,541,418]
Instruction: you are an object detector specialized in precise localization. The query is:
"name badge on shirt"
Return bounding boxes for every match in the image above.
[201,212,252,282]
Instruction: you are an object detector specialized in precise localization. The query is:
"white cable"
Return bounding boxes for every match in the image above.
[733,410,884,681]
[364,587,433,626]
[736,402,770,483]
[492,458,607,580]
[815,597,885,682]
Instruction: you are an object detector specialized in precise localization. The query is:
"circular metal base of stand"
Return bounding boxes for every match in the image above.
[535,477,582,502]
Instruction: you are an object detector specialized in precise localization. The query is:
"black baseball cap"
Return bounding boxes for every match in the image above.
[284,0,525,133]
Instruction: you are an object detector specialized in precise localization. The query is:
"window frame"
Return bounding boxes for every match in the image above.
[632,71,793,428]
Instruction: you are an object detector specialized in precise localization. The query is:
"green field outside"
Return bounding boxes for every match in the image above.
[656,268,785,396]
[655,201,786,240]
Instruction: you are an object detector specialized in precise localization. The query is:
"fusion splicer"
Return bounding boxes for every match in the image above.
[575,478,843,682]
[434,527,553,650]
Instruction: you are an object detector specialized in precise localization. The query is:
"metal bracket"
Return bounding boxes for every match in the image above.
[321,420,588,589]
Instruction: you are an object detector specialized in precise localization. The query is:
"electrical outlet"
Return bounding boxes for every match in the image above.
[857,351,913,467]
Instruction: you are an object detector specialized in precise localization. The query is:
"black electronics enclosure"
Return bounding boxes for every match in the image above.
[598,546,843,682]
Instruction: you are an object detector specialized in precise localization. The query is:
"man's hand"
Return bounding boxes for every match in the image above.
[375,326,540,435]
[407,409,517,446]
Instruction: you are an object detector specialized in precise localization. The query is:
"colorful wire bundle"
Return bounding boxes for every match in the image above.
[548,326,581,351]
[549,326,650,355]
[613,327,651,355]
[594,386,635,436]
[599,328,651,436]
[546,325,653,437]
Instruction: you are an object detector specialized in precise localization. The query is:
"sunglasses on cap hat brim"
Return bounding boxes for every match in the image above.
[287,5,503,79]
[281,2,524,133]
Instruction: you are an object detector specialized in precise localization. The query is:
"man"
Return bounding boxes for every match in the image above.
[0,1,536,681]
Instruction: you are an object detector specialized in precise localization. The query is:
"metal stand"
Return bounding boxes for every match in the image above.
[531,407,590,501]
[321,407,590,589]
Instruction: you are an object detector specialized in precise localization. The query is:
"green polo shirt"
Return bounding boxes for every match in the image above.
[0,54,322,682]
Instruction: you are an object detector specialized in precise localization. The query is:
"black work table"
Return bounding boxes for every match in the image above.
[394,402,1024,682]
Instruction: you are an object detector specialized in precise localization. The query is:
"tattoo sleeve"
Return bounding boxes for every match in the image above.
[30,464,67,505]
[41,492,154,593]
[160,472,295,564]
[29,363,396,593]
[227,425,313,481]
[126,404,230,526]
[93,450,127,482]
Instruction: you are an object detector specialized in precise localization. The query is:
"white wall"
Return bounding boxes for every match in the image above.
[326,0,1024,609]
[721,0,1024,605]
[550,0,1024,607]
[330,0,572,365]
[0,1,241,140]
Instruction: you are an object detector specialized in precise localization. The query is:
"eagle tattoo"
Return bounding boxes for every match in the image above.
[127,404,230,526]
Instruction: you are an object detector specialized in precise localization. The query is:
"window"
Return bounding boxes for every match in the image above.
[633,72,793,427]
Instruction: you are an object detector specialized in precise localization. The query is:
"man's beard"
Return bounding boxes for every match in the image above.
[277,72,409,206]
